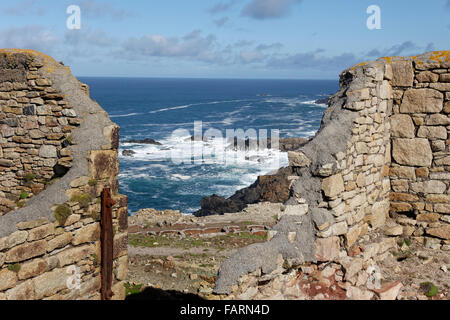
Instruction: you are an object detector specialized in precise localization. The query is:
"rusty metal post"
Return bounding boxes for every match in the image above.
[101,188,115,300]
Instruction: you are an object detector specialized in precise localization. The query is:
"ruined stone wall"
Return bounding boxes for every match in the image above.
[214,51,450,299]
[0,50,128,300]
[389,53,450,248]
[0,52,79,214]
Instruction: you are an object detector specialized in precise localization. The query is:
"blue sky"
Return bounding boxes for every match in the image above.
[0,0,449,79]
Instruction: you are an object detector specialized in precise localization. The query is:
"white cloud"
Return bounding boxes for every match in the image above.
[64,28,116,48]
[119,30,226,64]
[0,26,58,53]
[239,50,266,63]
[267,50,359,73]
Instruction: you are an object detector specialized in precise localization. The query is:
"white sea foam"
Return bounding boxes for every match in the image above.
[110,112,143,118]
[171,174,191,181]
[300,100,328,108]
[148,99,253,114]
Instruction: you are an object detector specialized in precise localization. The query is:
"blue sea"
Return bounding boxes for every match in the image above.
[80,78,338,214]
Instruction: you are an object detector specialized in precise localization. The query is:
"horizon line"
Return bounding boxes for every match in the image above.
[75,75,338,81]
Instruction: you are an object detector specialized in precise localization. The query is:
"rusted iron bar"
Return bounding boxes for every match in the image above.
[101,188,115,300]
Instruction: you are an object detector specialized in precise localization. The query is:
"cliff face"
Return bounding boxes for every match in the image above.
[0,50,127,300]
[214,51,450,296]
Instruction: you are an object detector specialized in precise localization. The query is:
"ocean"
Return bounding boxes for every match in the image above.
[80,78,338,215]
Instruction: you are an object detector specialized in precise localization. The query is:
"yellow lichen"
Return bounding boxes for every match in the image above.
[380,56,392,64]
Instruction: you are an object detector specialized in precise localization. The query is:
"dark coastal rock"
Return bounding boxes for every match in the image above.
[122,149,136,157]
[315,98,329,105]
[124,138,162,145]
[194,167,292,217]
[195,194,247,217]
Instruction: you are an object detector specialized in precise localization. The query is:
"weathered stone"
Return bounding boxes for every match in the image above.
[435,156,450,166]
[416,213,441,223]
[425,194,450,203]
[330,221,348,236]
[288,151,311,167]
[72,223,100,245]
[390,202,413,213]
[315,237,340,262]
[111,281,126,300]
[426,226,450,240]
[400,89,443,113]
[321,174,344,198]
[47,232,73,252]
[27,224,55,241]
[341,257,363,280]
[410,180,446,194]
[391,61,414,87]
[390,114,415,138]
[0,231,28,251]
[33,268,68,299]
[379,80,392,99]
[0,269,18,291]
[18,258,48,280]
[115,256,128,281]
[103,124,120,150]
[56,244,94,267]
[417,126,447,139]
[415,167,429,178]
[61,108,77,117]
[392,138,432,167]
[434,204,450,214]
[5,279,35,300]
[89,150,119,180]
[348,193,366,210]
[346,286,374,300]
[385,225,403,236]
[38,145,57,158]
[16,217,49,230]
[36,105,52,115]
[440,73,450,82]
[426,114,450,126]
[416,71,439,83]
[113,233,128,259]
[389,166,416,180]
[345,225,361,248]
[69,176,90,188]
[389,193,419,202]
[374,281,403,300]
[429,83,450,91]
[6,240,47,263]
[371,201,388,228]
[279,204,308,219]
[444,102,450,114]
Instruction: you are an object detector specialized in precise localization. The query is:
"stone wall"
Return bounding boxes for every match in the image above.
[389,53,450,248]
[0,52,79,214]
[214,51,450,298]
[0,50,128,300]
